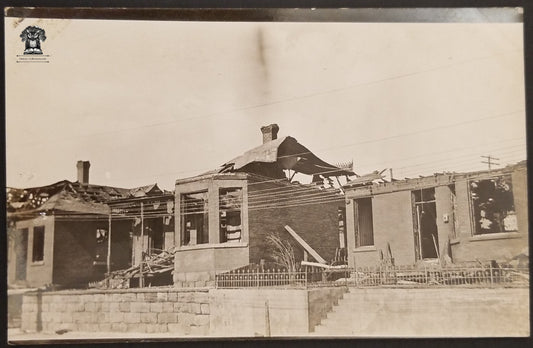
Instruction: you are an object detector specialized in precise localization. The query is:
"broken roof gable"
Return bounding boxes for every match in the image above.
[220,136,354,177]
[128,184,163,198]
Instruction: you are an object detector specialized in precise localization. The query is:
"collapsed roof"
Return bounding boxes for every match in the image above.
[218,136,355,179]
[7,180,165,217]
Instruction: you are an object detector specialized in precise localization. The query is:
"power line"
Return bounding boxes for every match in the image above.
[354,136,525,169]
[11,48,522,148]
[481,155,500,170]
[42,109,523,188]
[397,149,524,178]
[394,144,524,171]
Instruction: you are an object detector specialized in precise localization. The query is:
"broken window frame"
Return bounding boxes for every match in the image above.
[180,191,209,246]
[354,198,374,248]
[31,226,45,263]
[469,174,517,235]
[94,228,108,265]
[219,187,243,243]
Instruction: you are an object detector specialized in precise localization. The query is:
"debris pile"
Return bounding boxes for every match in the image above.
[90,248,176,289]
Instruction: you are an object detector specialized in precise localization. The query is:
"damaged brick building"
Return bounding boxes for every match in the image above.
[7,161,170,288]
[172,124,354,286]
[343,161,528,268]
[7,125,354,289]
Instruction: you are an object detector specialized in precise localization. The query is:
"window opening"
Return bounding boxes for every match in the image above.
[219,188,243,243]
[95,228,108,265]
[470,175,516,235]
[413,188,439,259]
[32,226,45,262]
[181,191,209,245]
[355,198,374,247]
[15,228,28,280]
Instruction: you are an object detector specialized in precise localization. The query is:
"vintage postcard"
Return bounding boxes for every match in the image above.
[4,7,528,343]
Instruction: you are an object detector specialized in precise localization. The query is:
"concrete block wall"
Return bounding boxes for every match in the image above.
[21,287,346,337]
[21,288,210,335]
[331,287,529,337]
[209,287,346,336]
[8,292,24,328]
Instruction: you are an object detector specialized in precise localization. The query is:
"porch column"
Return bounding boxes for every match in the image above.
[107,213,112,275]
[344,198,356,267]
[208,182,220,244]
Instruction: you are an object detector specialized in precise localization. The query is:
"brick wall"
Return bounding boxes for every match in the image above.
[248,181,342,265]
[53,220,108,287]
[21,288,210,335]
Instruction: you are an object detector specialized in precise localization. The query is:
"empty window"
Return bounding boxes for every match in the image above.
[219,188,243,243]
[15,228,28,280]
[32,226,45,262]
[355,198,374,247]
[181,191,209,245]
[470,175,516,235]
[95,228,108,264]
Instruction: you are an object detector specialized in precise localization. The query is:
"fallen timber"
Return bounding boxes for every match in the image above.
[90,248,176,289]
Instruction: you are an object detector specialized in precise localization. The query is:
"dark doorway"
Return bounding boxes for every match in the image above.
[148,218,164,254]
[15,228,28,281]
[413,188,439,260]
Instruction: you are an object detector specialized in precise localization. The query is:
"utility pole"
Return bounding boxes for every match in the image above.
[139,201,144,288]
[481,155,500,170]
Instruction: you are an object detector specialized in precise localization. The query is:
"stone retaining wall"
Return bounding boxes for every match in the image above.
[21,288,210,335]
[20,287,346,337]
[209,287,347,336]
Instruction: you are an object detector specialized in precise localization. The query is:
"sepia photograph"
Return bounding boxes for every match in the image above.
[4,6,529,343]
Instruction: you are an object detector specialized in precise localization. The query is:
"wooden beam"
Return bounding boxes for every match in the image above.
[107,214,112,276]
[301,261,347,269]
[335,176,344,193]
[284,225,327,264]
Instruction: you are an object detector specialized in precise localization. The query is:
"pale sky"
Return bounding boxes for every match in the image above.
[5,17,526,191]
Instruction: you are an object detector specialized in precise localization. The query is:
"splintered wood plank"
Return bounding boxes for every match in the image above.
[284,225,327,264]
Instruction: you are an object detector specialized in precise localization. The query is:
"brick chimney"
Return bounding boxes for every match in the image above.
[76,161,90,185]
[260,124,279,144]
